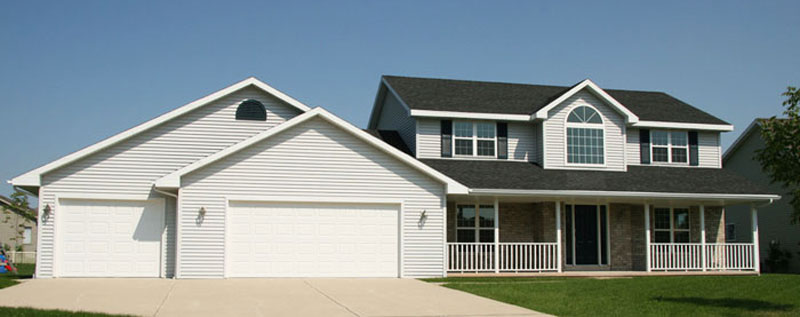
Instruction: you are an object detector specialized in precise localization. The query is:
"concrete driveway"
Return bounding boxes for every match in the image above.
[0,278,547,317]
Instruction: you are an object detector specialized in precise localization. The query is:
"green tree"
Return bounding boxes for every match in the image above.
[756,86,800,223]
[6,189,35,221]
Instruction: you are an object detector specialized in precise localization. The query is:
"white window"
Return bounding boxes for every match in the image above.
[453,121,496,157]
[651,130,688,163]
[566,106,604,165]
[455,204,495,242]
[654,207,690,243]
[23,227,32,244]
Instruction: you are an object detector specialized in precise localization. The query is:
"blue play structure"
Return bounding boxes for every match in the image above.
[0,254,7,273]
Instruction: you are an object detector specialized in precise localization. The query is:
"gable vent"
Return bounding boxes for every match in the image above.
[236,99,267,121]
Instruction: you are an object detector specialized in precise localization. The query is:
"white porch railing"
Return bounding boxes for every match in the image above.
[447,242,558,272]
[5,251,36,264]
[650,243,756,271]
[706,243,756,270]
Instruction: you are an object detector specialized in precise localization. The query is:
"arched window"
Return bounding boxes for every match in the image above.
[566,106,604,164]
[235,99,267,121]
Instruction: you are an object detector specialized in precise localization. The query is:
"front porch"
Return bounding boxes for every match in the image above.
[445,199,760,275]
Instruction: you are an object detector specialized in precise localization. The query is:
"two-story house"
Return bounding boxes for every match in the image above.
[369,76,778,274]
[10,76,776,279]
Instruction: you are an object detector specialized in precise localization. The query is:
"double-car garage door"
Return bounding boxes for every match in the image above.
[55,199,399,278]
[226,202,399,277]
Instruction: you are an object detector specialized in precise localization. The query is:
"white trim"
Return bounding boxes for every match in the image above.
[534,79,639,124]
[650,130,690,165]
[175,188,182,279]
[155,107,469,194]
[563,104,607,167]
[10,77,312,187]
[223,196,404,278]
[452,121,497,158]
[633,120,734,132]
[645,203,651,272]
[409,109,532,121]
[468,188,781,201]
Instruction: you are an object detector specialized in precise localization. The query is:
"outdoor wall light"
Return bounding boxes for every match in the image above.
[419,210,427,221]
[43,204,52,216]
[199,207,206,217]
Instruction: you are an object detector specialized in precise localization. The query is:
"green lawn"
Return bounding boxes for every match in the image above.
[425,275,800,316]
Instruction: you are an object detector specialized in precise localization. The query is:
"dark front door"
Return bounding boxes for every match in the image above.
[574,205,598,265]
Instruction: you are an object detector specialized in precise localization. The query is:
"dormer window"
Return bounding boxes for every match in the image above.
[566,106,604,165]
[651,130,688,163]
[235,99,267,121]
[453,121,496,157]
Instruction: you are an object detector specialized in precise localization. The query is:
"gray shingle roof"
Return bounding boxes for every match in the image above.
[383,75,729,125]
[419,159,773,195]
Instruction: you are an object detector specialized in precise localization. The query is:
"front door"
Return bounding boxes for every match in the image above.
[574,205,599,265]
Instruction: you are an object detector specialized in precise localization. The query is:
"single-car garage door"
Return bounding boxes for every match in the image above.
[57,199,164,277]
[226,202,399,277]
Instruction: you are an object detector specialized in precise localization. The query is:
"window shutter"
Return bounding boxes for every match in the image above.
[639,129,650,164]
[497,122,508,159]
[441,120,452,158]
[689,131,699,166]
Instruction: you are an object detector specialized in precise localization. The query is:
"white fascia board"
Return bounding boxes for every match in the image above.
[534,79,639,124]
[9,77,311,188]
[155,107,470,194]
[469,188,781,201]
[409,109,532,121]
[633,120,734,132]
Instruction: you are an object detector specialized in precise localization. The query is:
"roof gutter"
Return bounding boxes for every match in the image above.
[467,188,781,201]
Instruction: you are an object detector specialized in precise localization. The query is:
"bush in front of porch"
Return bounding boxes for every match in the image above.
[425,275,800,316]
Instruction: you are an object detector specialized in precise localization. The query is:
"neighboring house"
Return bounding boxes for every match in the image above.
[9,76,777,279]
[0,195,37,252]
[723,119,798,272]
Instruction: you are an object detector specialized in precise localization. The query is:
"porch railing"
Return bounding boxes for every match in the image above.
[650,243,756,271]
[705,243,756,270]
[447,242,558,272]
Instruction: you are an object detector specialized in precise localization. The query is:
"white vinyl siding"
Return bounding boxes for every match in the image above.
[35,86,303,278]
[375,91,416,154]
[627,128,721,168]
[180,117,446,278]
[543,89,625,171]
[416,118,536,161]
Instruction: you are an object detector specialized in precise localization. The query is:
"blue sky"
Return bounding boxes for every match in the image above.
[1,1,798,198]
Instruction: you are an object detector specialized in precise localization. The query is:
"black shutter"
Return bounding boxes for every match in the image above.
[497,122,508,159]
[640,129,650,164]
[689,131,699,166]
[441,120,452,158]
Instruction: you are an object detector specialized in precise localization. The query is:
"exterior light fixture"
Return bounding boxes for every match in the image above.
[199,207,206,217]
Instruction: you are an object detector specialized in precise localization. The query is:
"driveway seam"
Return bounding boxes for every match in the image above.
[303,280,361,317]
[152,279,177,317]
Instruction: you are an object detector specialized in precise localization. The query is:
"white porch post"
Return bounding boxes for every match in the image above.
[556,201,562,273]
[752,206,760,273]
[644,203,651,272]
[700,204,706,271]
[494,197,500,273]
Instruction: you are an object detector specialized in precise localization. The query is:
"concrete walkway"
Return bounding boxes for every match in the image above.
[0,278,547,317]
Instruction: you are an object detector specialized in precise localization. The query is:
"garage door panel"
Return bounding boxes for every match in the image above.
[57,199,164,277]
[227,202,398,277]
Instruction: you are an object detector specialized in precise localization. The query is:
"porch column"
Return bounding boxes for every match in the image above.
[556,201,562,273]
[700,204,706,271]
[752,206,760,273]
[494,198,500,273]
[644,203,651,272]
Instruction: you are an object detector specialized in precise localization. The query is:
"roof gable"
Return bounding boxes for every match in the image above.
[155,107,469,194]
[534,79,638,124]
[9,77,311,187]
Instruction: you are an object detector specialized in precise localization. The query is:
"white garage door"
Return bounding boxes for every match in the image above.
[57,199,164,277]
[226,202,399,277]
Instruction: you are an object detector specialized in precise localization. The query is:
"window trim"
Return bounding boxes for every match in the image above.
[564,105,606,167]
[452,121,497,158]
[455,204,495,243]
[653,207,691,243]
[650,130,689,164]
[23,226,32,244]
